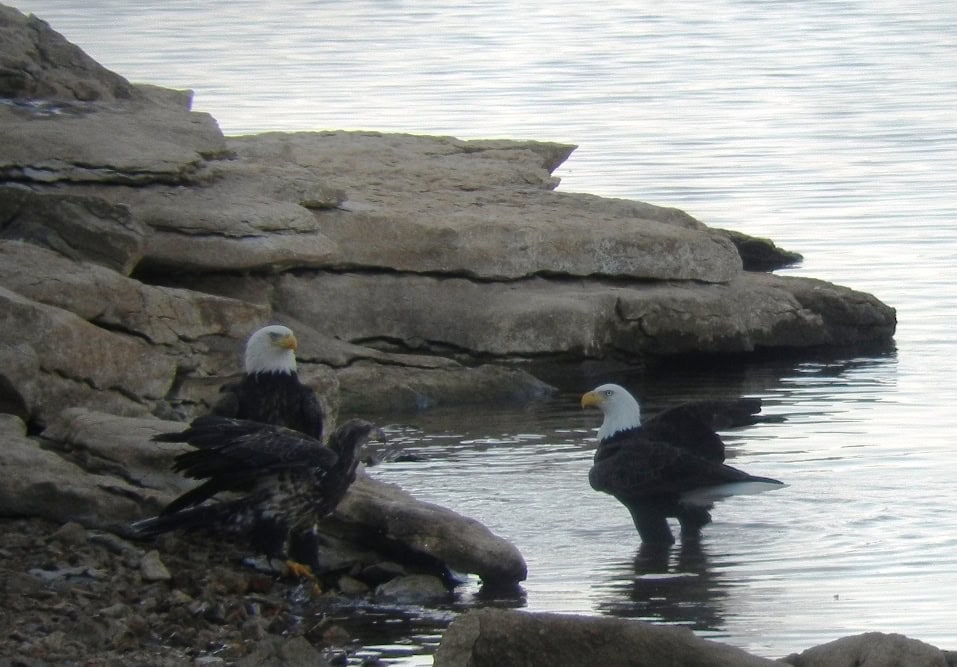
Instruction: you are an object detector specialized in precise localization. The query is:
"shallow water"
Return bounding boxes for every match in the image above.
[12,0,957,661]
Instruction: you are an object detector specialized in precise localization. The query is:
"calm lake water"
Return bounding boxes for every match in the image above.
[13,1,957,663]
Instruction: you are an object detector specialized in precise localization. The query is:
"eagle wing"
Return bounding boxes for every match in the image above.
[588,432,767,501]
[639,398,768,463]
[155,416,336,514]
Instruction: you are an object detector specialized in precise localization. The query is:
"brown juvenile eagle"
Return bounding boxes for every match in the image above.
[132,416,384,573]
[582,383,784,544]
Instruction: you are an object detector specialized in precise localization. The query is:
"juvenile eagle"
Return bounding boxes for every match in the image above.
[132,417,384,572]
[582,383,784,544]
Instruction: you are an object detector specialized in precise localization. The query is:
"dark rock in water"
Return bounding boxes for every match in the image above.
[323,475,529,587]
[720,227,804,271]
[235,636,333,667]
[433,608,781,667]
[780,632,949,667]
[434,610,954,667]
[374,574,451,605]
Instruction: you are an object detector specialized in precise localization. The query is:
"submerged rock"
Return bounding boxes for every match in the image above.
[433,608,781,667]
[434,610,953,667]
[780,632,950,667]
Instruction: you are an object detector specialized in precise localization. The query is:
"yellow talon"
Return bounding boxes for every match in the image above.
[285,560,316,580]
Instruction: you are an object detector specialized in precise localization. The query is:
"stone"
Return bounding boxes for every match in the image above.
[235,636,331,667]
[335,575,369,596]
[780,632,948,667]
[433,608,781,667]
[276,271,895,360]
[50,521,87,546]
[0,287,176,427]
[0,187,145,274]
[0,240,268,345]
[324,475,528,586]
[40,409,196,498]
[0,414,169,531]
[374,574,450,604]
[140,550,172,582]
[0,5,138,101]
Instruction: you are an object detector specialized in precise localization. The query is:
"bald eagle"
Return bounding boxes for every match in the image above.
[212,325,324,441]
[582,383,784,544]
[132,417,384,572]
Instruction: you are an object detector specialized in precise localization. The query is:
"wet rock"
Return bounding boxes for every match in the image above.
[434,608,782,667]
[325,475,528,586]
[360,560,408,585]
[235,636,331,667]
[780,632,948,667]
[335,575,370,596]
[374,574,450,604]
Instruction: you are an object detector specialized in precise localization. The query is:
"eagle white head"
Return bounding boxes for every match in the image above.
[244,325,298,374]
[581,383,642,441]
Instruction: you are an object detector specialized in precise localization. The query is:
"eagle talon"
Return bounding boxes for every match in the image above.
[285,560,317,580]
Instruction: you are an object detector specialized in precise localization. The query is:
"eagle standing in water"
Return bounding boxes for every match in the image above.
[132,417,384,573]
[582,383,784,544]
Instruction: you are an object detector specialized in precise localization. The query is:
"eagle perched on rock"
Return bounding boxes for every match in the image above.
[132,416,384,571]
[582,383,784,544]
[211,324,324,441]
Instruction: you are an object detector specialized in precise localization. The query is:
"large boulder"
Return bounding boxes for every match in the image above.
[0,414,170,532]
[0,4,137,101]
[323,475,528,585]
[433,610,953,667]
[275,271,895,358]
[0,239,267,344]
[433,608,781,667]
[0,286,176,427]
[780,632,949,667]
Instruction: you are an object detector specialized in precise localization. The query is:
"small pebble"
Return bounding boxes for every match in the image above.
[51,522,88,546]
[139,550,171,582]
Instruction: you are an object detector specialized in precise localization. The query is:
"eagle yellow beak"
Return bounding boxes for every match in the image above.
[581,390,602,408]
[278,333,298,351]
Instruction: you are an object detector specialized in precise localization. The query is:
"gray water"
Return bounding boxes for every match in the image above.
[13,1,957,662]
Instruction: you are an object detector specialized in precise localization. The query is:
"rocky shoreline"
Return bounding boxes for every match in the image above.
[0,4,938,667]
